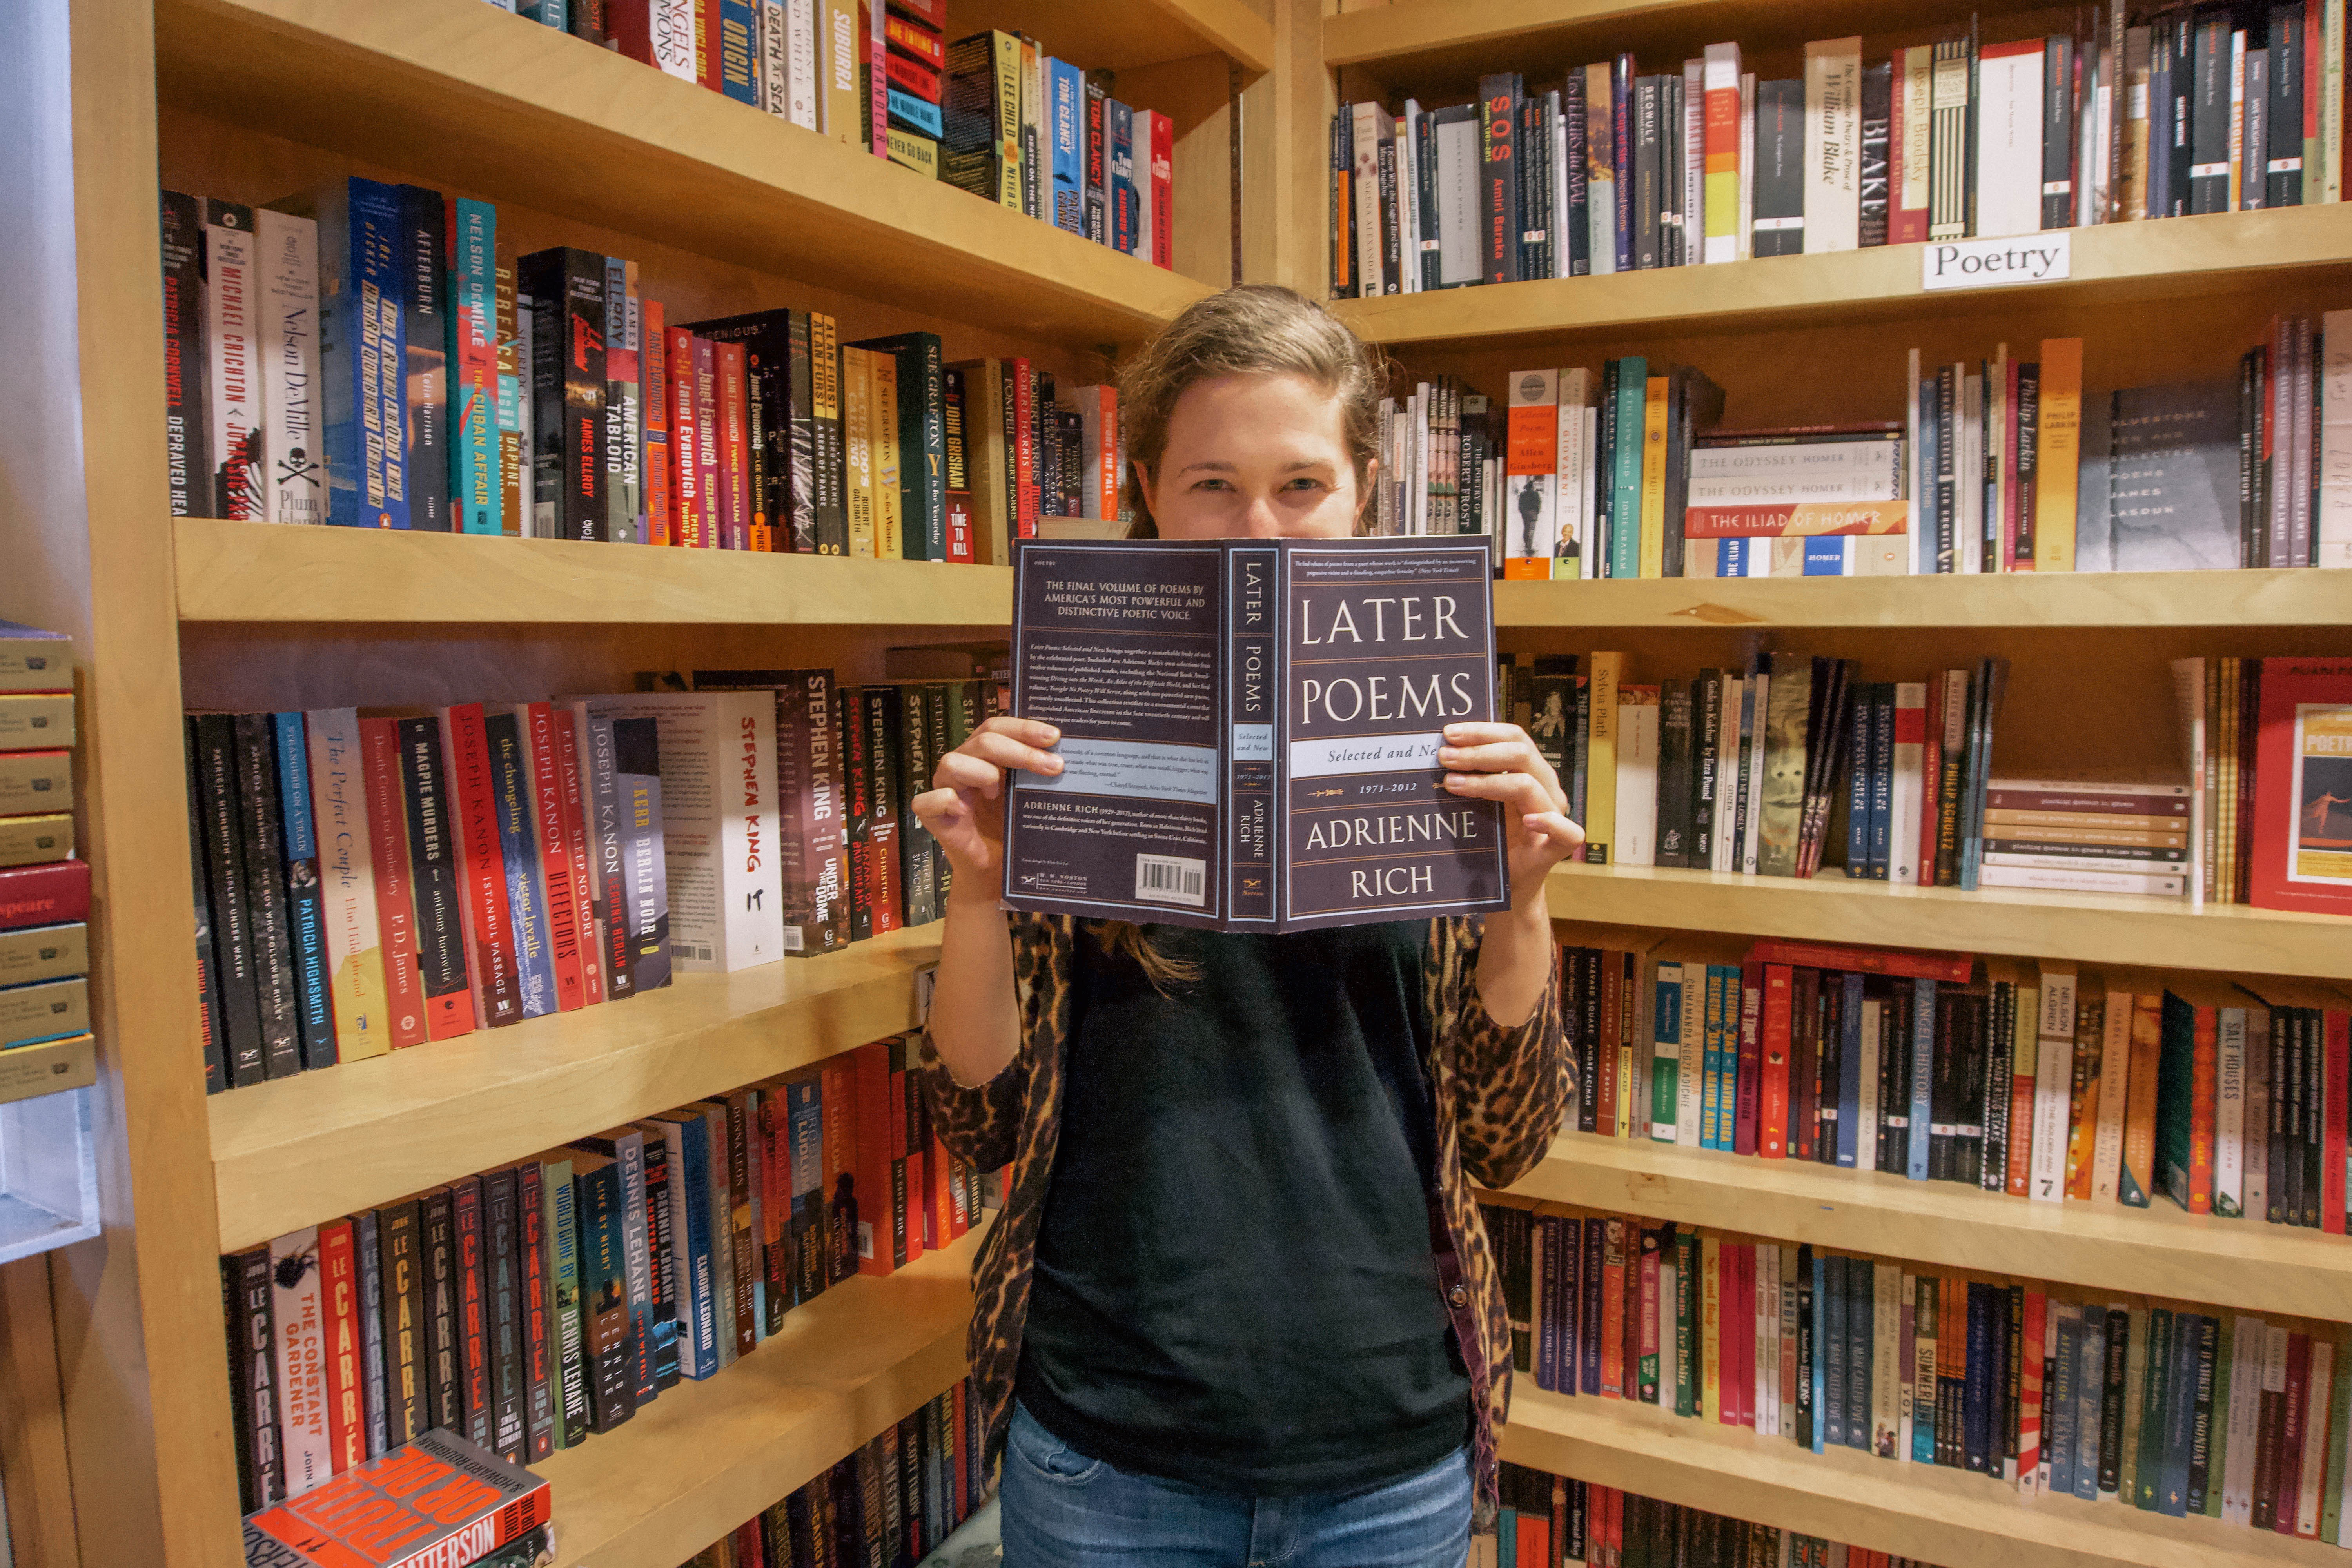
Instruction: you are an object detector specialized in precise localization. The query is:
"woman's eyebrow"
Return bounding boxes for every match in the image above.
[1176,460,1237,475]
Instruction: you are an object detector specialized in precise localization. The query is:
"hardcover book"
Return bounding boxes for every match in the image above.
[1002,537,1509,931]
[240,1427,550,1568]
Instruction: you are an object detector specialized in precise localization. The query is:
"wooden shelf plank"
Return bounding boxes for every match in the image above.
[1545,863,2352,982]
[1494,568,2352,630]
[1506,1136,2352,1322]
[210,926,940,1254]
[1332,207,2352,351]
[152,0,1210,352]
[541,1225,981,1568]
[172,518,1015,628]
[1503,1389,2342,1568]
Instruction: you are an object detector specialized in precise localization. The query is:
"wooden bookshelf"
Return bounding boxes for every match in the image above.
[540,1224,983,1568]
[957,0,1277,73]
[151,0,1213,351]
[1330,205,2352,350]
[174,519,1017,628]
[1493,568,2352,631]
[1504,1135,2352,1322]
[210,926,942,1255]
[1501,1388,2343,1568]
[1544,863,2352,982]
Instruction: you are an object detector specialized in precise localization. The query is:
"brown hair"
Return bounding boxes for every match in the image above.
[1096,286,1385,987]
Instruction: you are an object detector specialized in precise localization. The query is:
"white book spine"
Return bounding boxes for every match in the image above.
[1738,73,1757,260]
[2214,1007,2247,1214]
[1703,45,1741,263]
[1581,407,1599,576]
[758,0,788,116]
[1617,696,1659,866]
[270,1225,334,1495]
[1802,38,1862,252]
[1897,1270,1915,1461]
[255,209,321,526]
[1555,370,1586,567]
[1960,370,1985,573]
[2319,309,2352,567]
[1888,681,1925,882]
[1873,1261,1901,1457]
[1779,1247,1800,1437]
[1855,997,1882,1156]
[785,0,818,129]
[1676,975,1704,1146]
[205,204,264,520]
[1682,60,1706,264]
[2029,967,2077,1202]
[1399,104,1422,294]
[1553,108,1572,279]
[653,0,697,80]
[2089,991,2131,1202]
[1977,865,2188,896]
[1435,116,1483,286]
[1973,46,2045,237]
[1712,676,1742,871]
[2221,1314,2264,1522]
[2299,1338,2332,1535]
[2244,1011,2270,1218]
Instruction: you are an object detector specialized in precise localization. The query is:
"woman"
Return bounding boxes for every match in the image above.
[912,285,1581,1566]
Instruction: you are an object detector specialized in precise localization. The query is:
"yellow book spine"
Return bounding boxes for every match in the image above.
[2063,985,2103,1201]
[1700,1235,1721,1422]
[994,33,1024,211]
[1640,376,1669,578]
[811,313,842,556]
[869,351,903,561]
[1584,651,1622,865]
[843,347,876,559]
[2034,337,2083,572]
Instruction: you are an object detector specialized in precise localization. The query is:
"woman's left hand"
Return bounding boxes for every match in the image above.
[1437,722,1584,913]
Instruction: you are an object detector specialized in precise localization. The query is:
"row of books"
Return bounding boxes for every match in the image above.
[1333,7,2348,297]
[0,624,91,1108]
[160,180,1120,554]
[680,1378,988,1568]
[188,670,998,1092]
[1484,1203,2352,1538]
[488,1,1178,264]
[222,1030,978,1511]
[1561,934,2352,1227]
[1501,652,2009,890]
[1483,1465,1940,1568]
[2178,653,2352,916]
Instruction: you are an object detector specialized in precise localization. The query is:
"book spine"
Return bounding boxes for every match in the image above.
[453,1176,492,1449]
[445,199,499,535]
[485,712,556,1020]
[318,1218,365,1473]
[203,201,264,520]
[439,705,522,1029]
[270,712,339,1070]
[255,208,324,526]
[230,713,302,1078]
[160,192,214,518]
[519,1161,554,1460]
[521,705,588,1010]
[485,1167,524,1461]
[521,247,605,541]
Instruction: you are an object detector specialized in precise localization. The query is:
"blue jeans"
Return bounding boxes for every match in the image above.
[999,1399,1471,1568]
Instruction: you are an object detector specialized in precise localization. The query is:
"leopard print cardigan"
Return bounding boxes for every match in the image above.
[915,912,1571,1536]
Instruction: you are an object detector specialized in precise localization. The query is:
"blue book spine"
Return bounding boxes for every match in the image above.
[270,712,338,1069]
[887,85,944,140]
[2050,1311,2081,1495]
[1846,1261,1872,1450]
[1964,1282,1992,1472]
[448,197,500,535]
[316,178,410,528]
[2073,1310,2105,1498]
[520,0,567,25]
[1108,100,1138,253]
[1907,978,1936,1179]
[787,1079,825,1308]
[717,0,760,105]
[1497,1506,1517,1568]
[2158,1312,2197,1515]
[1822,1256,1847,1449]
[1867,686,1895,877]
[1802,535,1844,574]
[1709,965,1735,1149]
[1697,966,1719,1149]
[1810,1251,1828,1454]
[1837,973,1865,1168]
[1049,59,1085,234]
[1845,689,1874,878]
[485,712,556,1019]
[679,1114,720,1378]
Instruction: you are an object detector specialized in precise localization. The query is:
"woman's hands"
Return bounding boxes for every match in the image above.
[911,716,1065,902]
[1436,721,1584,916]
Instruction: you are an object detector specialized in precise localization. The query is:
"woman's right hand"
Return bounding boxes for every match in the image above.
[913,716,1064,897]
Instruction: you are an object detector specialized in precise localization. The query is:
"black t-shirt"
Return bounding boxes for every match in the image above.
[1013,921,1473,1495]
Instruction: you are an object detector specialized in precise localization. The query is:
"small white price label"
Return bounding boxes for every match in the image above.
[1919,232,2072,292]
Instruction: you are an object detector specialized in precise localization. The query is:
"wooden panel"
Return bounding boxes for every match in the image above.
[1494,569,2352,630]
[0,1258,81,1568]
[541,1227,981,1568]
[1508,1136,2352,1322]
[1543,864,2352,981]
[151,0,1209,353]
[1334,206,2352,352]
[213,927,942,1254]
[953,0,1276,74]
[176,519,1016,628]
[1503,1389,2347,1568]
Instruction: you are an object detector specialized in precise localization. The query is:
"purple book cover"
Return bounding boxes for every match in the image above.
[1003,536,1508,931]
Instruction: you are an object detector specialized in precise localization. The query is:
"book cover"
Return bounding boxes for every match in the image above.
[1002,538,1507,931]
[241,1428,550,1568]
[2251,658,2352,915]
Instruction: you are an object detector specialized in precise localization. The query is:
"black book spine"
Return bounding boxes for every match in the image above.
[519,1160,557,1457]
[2270,1002,2292,1223]
[398,185,450,531]
[1754,80,1805,256]
[2240,349,2263,568]
[568,0,604,43]
[1963,1282,1992,1471]
[2269,5,2305,207]
[2098,1304,2130,1492]
[1859,60,1893,246]
[1794,1243,1815,1449]
[2244,47,2270,211]
[1378,122,1403,295]
[2188,15,2232,213]
[160,190,213,518]
[422,1186,463,1434]
[2167,19,2196,217]
[1657,679,1693,867]
[1661,369,1690,579]
[2041,37,2075,229]
[2304,1004,2324,1225]
[2186,1311,2220,1509]
[379,1198,425,1447]
[454,1173,492,1448]
[486,1164,524,1462]
[184,719,229,1093]
[353,1207,387,1459]
[1564,77,1590,276]
[1479,73,1522,284]
[1927,992,1956,1181]
[1593,364,1617,574]
[225,1247,281,1510]
[641,1135,682,1385]
[397,715,471,1032]
[519,247,607,541]
[2148,18,2174,217]
[897,684,936,927]
[1633,77,1663,269]
[1982,984,2012,1191]
[810,312,848,555]
[1415,110,1443,291]
[230,712,302,1079]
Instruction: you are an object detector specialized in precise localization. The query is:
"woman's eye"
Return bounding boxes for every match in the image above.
[1191,478,1234,492]
[1284,477,1327,492]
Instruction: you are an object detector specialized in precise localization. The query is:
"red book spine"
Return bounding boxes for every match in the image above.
[945,491,973,564]
[1735,1243,1755,1428]
[717,340,754,550]
[2326,1012,2350,1234]
[1733,961,1764,1156]
[2278,1332,2311,1531]
[2007,1042,2036,1197]
[697,0,720,89]
[438,704,522,1029]
[851,1040,896,1276]
[1150,110,1174,270]
[693,337,722,548]
[455,1176,492,1448]
[0,858,89,931]
[641,299,672,547]
[359,719,428,1047]
[522,704,588,1012]
[550,711,603,1004]
[317,1218,364,1474]
[2188,1003,2218,1214]
[1010,357,1037,539]
[1759,963,1793,1158]
[666,325,700,547]
[1918,670,1944,885]
[1637,1230,1659,1399]
[892,1040,921,1263]
[883,45,940,99]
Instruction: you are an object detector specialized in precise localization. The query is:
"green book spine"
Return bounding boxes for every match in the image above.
[2136,1307,2172,1509]
[1652,963,1681,1139]
[2207,1314,2231,1521]
[2119,1303,2149,1510]
[1608,356,1648,579]
[2324,1334,2352,1543]
[546,1158,588,1449]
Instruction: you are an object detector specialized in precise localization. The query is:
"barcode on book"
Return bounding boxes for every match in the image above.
[675,942,714,962]
[1133,854,1206,907]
